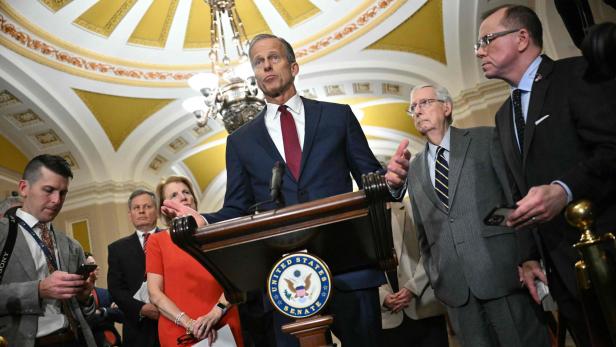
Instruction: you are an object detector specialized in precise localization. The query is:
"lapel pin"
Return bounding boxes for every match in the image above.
[534,73,543,83]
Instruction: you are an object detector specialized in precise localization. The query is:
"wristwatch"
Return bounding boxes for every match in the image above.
[215,302,229,316]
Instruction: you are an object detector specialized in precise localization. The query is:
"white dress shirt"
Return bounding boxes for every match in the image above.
[264,93,305,160]
[15,208,67,337]
[136,227,158,249]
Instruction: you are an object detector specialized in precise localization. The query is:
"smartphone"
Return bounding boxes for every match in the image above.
[75,264,98,279]
[483,206,516,226]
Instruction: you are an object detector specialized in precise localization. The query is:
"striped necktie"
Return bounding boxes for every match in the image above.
[142,232,150,253]
[434,146,449,209]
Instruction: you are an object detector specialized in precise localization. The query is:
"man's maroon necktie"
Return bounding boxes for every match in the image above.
[279,105,301,180]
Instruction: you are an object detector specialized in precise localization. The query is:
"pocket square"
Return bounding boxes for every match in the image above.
[535,114,550,125]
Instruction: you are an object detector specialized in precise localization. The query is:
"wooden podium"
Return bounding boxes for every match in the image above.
[171,173,396,346]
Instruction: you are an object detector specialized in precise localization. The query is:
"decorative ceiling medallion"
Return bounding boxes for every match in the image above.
[0,90,20,108]
[149,155,168,171]
[353,82,372,94]
[168,137,188,153]
[324,85,345,97]
[7,109,44,128]
[0,14,194,83]
[33,129,63,148]
[382,83,401,96]
[59,151,79,169]
[295,0,397,61]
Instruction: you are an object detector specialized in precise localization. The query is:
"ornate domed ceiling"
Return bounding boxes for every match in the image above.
[0,0,591,211]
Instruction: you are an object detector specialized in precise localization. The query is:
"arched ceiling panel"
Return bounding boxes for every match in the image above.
[367,0,446,64]
[183,144,226,192]
[73,88,174,151]
[0,133,28,174]
[360,102,420,138]
[128,0,180,48]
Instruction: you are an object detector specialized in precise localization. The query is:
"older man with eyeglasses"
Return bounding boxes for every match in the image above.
[476,5,616,346]
[387,83,550,347]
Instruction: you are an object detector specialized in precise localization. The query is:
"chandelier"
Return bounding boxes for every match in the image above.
[183,0,265,133]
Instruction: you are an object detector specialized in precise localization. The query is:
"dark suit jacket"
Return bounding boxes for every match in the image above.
[408,127,520,307]
[0,218,97,347]
[203,97,386,290]
[107,233,159,347]
[494,55,616,297]
[87,287,124,346]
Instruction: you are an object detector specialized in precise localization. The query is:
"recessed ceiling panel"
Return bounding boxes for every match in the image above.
[73,89,174,151]
[74,0,138,37]
[128,0,180,48]
[269,0,320,27]
[367,0,446,64]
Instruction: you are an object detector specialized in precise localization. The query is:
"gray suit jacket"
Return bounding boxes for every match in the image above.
[379,199,445,329]
[408,127,520,307]
[0,217,96,347]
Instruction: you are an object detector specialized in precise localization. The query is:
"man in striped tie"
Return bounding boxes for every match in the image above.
[391,84,549,347]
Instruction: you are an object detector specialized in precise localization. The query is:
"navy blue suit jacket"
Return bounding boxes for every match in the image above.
[204,97,385,290]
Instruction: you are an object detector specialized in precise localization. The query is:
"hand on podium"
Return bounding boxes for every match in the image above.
[161,199,208,228]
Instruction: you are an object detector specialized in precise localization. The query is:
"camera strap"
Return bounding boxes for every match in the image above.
[0,216,19,283]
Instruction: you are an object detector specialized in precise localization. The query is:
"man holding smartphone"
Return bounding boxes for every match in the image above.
[386,84,548,347]
[0,154,97,346]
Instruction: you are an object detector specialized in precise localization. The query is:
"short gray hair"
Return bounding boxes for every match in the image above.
[248,34,296,65]
[128,189,156,209]
[409,83,453,124]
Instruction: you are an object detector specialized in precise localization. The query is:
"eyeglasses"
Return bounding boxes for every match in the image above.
[474,28,521,52]
[407,99,444,116]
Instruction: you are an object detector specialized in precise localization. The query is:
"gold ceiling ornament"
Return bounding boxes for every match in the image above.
[183,0,264,134]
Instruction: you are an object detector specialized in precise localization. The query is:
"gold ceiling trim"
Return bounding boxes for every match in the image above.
[295,0,405,64]
[0,0,404,86]
[0,15,193,87]
[74,0,137,38]
[269,0,320,27]
[40,0,73,12]
[128,0,179,48]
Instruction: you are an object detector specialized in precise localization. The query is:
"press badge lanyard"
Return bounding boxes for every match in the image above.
[15,216,59,270]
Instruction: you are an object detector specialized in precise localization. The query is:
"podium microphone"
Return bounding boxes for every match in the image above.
[270,161,285,204]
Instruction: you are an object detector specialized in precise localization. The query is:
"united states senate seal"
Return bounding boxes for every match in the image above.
[268,252,332,318]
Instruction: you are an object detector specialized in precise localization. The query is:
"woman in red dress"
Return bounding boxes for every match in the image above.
[146,176,244,347]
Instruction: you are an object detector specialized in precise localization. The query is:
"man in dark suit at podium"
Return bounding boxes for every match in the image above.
[163,34,386,347]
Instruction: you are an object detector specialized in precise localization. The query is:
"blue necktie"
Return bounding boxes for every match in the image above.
[434,146,449,209]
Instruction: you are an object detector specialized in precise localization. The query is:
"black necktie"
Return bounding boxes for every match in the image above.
[512,89,525,152]
[434,146,449,209]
